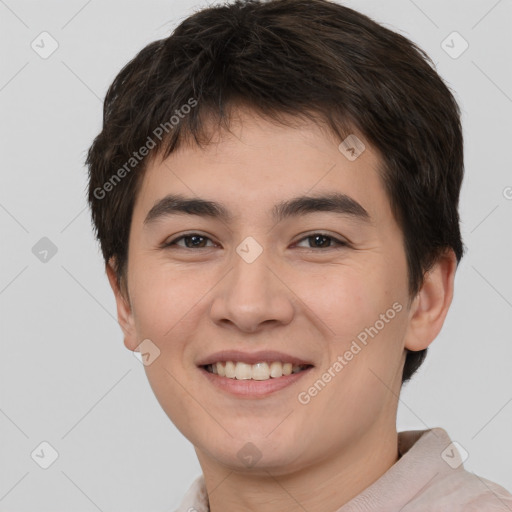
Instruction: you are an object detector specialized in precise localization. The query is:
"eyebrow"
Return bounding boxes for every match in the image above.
[143,192,371,227]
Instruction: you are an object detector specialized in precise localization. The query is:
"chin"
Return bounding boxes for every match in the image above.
[196,432,307,473]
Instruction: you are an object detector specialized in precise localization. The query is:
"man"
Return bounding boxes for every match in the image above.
[86,0,512,509]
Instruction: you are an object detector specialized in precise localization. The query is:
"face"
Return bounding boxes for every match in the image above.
[110,109,421,475]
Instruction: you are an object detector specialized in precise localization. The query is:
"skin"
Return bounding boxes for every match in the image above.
[107,108,456,512]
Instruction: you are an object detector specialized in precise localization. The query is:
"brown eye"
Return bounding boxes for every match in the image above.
[295,233,348,249]
[164,234,216,249]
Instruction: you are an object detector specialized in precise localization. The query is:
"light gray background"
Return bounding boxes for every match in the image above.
[1,0,511,510]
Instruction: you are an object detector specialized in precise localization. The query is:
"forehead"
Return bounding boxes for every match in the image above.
[133,109,391,227]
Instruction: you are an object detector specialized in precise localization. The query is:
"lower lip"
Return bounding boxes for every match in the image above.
[199,366,314,398]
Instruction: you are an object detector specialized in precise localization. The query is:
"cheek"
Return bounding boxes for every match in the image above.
[298,263,407,384]
[302,312,407,433]
[292,264,395,341]
[129,264,212,433]
[128,259,210,342]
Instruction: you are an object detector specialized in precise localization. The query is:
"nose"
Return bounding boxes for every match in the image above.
[209,244,295,333]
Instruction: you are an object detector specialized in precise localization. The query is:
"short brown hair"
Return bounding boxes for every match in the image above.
[86,0,464,384]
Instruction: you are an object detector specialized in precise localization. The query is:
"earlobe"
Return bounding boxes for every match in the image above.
[105,258,138,351]
[404,250,457,352]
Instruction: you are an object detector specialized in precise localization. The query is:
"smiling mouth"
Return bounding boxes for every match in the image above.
[202,361,313,381]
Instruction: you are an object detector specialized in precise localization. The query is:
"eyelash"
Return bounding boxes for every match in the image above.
[162,232,349,250]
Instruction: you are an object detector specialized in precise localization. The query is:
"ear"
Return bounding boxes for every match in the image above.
[106,258,138,352]
[404,249,457,352]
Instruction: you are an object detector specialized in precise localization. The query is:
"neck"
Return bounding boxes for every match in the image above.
[198,423,399,512]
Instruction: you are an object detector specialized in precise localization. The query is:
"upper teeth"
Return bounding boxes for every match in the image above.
[206,361,309,380]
